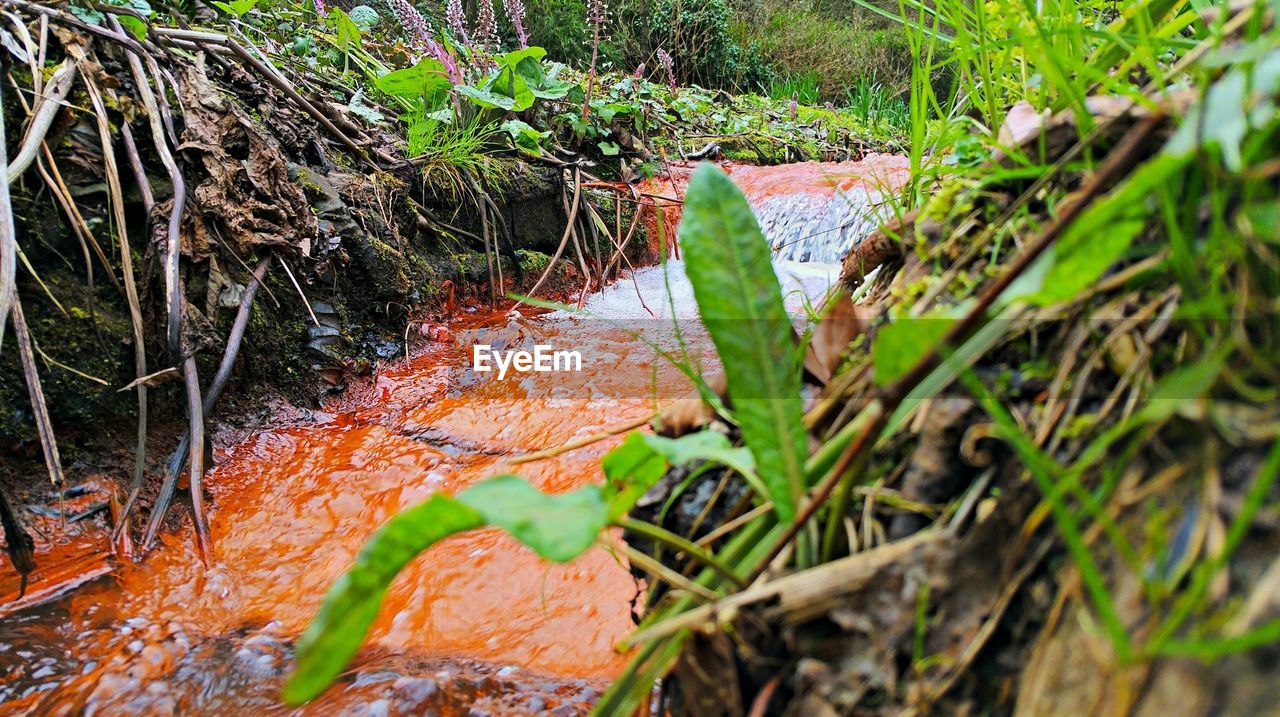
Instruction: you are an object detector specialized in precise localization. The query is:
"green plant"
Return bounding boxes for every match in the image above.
[844,75,910,131]
[406,114,500,169]
[618,0,772,91]
[767,70,822,104]
[732,0,914,99]
[284,164,811,704]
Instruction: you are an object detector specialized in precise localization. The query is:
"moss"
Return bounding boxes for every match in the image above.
[515,249,552,273]
[0,271,134,444]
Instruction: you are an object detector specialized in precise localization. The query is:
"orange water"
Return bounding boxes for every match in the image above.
[1,317,678,714]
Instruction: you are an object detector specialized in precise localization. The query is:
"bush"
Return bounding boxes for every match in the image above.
[614,0,772,91]
[730,0,914,100]
[511,0,625,68]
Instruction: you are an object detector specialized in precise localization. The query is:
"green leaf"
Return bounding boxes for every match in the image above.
[375,58,450,101]
[1138,346,1228,422]
[529,79,575,100]
[643,432,757,478]
[598,141,621,156]
[68,4,106,23]
[457,476,607,562]
[333,9,362,52]
[456,83,517,110]
[482,68,535,112]
[872,312,956,386]
[213,0,257,16]
[118,14,147,39]
[601,431,760,519]
[284,474,611,705]
[678,164,808,520]
[283,494,484,704]
[602,432,671,517]
[498,45,547,66]
[500,119,547,152]
[1004,153,1191,308]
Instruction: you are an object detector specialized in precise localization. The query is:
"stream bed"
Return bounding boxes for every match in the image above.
[0,157,906,715]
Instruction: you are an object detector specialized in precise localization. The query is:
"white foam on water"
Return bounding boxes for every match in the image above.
[571,258,841,323]
[758,186,890,263]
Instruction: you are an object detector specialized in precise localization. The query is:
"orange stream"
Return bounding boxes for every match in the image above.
[0,157,908,714]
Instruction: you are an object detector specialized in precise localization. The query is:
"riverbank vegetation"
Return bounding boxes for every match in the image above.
[3,0,1280,714]
[286,0,1280,714]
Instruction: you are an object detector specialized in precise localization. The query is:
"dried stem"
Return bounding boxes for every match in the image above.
[138,258,270,548]
[78,57,151,506]
[5,59,78,185]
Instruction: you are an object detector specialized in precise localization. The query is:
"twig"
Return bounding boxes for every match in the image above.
[117,19,187,359]
[137,258,269,548]
[32,337,109,385]
[151,27,367,160]
[5,59,77,185]
[180,347,211,563]
[78,56,150,506]
[509,413,654,465]
[119,124,155,211]
[0,0,155,58]
[512,167,583,307]
[10,297,65,490]
[621,544,720,602]
[278,255,320,326]
[619,517,748,588]
[0,76,16,347]
[37,145,122,295]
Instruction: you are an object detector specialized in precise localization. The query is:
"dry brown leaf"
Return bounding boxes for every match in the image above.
[655,371,727,437]
[998,100,1051,148]
[803,290,874,385]
[177,60,316,258]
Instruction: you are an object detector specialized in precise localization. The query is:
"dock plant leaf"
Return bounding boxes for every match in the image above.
[677,163,807,520]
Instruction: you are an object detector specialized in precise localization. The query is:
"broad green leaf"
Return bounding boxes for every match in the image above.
[602,432,670,517]
[599,141,621,156]
[375,59,450,101]
[456,84,517,110]
[333,9,362,52]
[678,164,807,520]
[872,312,956,386]
[529,77,575,100]
[214,0,257,16]
[642,432,756,478]
[283,494,484,704]
[483,69,535,112]
[500,119,547,151]
[118,14,147,39]
[497,45,548,69]
[285,474,612,705]
[457,476,607,562]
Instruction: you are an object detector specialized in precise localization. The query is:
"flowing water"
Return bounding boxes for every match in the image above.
[0,157,907,715]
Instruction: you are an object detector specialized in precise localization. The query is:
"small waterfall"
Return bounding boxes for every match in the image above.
[754,185,889,264]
